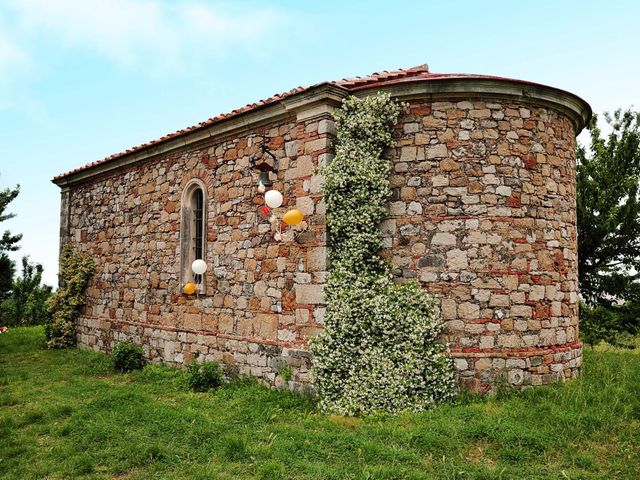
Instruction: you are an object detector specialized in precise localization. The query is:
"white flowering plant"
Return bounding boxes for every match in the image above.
[311,93,456,415]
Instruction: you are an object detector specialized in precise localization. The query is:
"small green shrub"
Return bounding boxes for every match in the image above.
[611,301,640,334]
[580,302,639,347]
[187,360,224,392]
[223,362,240,381]
[220,435,248,461]
[45,244,95,348]
[278,363,292,382]
[257,461,286,480]
[112,340,145,372]
[580,302,613,346]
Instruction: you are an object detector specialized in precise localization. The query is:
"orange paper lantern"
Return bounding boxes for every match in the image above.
[282,208,304,225]
[183,282,197,295]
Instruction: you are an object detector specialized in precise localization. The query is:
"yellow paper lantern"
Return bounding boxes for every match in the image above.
[282,208,304,225]
[183,282,197,295]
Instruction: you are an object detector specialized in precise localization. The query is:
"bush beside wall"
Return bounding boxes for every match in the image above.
[311,93,456,415]
[45,244,94,348]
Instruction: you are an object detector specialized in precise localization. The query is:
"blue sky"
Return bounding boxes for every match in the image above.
[0,0,638,286]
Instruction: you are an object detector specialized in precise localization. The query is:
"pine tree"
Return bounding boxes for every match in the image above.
[0,179,21,300]
[5,257,52,326]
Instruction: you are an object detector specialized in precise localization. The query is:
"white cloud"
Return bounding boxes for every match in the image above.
[0,22,35,111]
[182,3,283,56]
[6,0,288,67]
[0,26,28,72]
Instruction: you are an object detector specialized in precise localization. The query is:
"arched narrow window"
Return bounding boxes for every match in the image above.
[180,180,207,292]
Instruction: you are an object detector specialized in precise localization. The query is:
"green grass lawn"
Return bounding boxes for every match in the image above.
[1,327,639,480]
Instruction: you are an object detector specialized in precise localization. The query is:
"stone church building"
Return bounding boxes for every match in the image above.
[53,65,591,392]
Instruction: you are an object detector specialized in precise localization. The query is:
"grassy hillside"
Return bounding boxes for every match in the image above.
[1,327,639,479]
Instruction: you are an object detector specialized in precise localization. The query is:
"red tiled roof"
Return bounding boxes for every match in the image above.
[51,64,557,182]
[333,64,430,88]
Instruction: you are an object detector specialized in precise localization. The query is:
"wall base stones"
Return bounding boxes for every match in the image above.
[76,316,314,393]
[451,343,582,392]
[76,314,582,393]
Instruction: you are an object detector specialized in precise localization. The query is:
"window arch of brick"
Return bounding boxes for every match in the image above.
[180,179,208,293]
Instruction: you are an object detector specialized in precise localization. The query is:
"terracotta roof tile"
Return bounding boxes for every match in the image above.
[52,65,549,182]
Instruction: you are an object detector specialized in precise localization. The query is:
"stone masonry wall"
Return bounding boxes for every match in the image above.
[71,112,333,391]
[382,98,581,391]
[68,93,582,393]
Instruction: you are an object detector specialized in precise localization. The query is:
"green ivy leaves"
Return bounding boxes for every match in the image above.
[45,244,95,348]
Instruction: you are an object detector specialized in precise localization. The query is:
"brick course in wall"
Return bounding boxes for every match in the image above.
[54,67,591,393]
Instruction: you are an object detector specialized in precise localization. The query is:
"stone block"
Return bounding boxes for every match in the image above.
[407,201,423,215]
[407,176,422,187]
[508,369,524,385]
[318,119,336,135]
[389,201,406,215]
[295,156,314,177]
[254,314,278,341]
[295,284,325,305]
[307,247,327,271]
[432,232,456,246]
[296,196,315,215]
[439,158,459,171]
[183,313,202,330]
[446,249,468,270]
[529,285,545,301]
[511,305,533,318]
[427,144,448,159]
[489,294,509,307]
[479,336,495,349]
[404,122,420,133]
[285,140,298,157]
[304,138,327,154]
[441,299,457,320]
[454,358,469,370]
[475,357,492,370]
[400,147,417,161]
[432,175,449,187]
[496,185,512,196]
[458,302,479,319]
[456,101,473,110]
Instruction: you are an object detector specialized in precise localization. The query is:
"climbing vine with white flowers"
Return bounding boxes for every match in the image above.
[310,92,456,415]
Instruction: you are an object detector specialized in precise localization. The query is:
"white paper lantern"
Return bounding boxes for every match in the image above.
[192,259,208,275]
[264,189,283,209]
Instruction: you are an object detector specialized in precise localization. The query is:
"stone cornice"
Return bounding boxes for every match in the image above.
[354,77,592,134]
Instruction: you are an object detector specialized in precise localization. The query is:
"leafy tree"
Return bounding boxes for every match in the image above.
[577,109,640,305]
[0,182,21,252]
[2,257,52,326]
[0,180,21,301]
[0,254,15,302]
